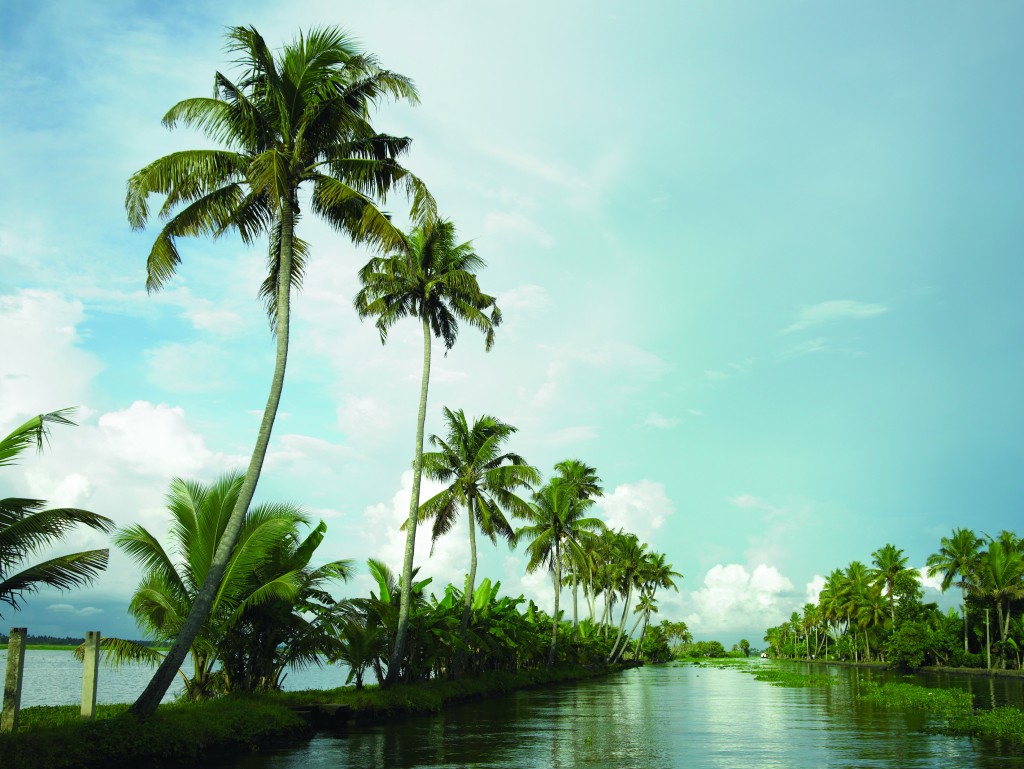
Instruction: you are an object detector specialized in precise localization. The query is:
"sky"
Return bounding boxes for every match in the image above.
[1,0,1022,646]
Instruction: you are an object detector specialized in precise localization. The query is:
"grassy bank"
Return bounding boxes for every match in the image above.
[0,663,618,769]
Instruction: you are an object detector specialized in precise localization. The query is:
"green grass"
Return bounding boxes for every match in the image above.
[857,681,973,714]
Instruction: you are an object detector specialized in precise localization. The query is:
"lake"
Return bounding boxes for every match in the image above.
[0,649,351,706]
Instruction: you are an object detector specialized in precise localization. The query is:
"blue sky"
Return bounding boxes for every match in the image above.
[1,0,1022,644]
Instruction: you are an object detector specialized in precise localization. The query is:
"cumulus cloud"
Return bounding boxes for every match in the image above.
[598,480,675,546]
[782,300,889,334]
[0,290,103,426]
[360,470,465,595]
[805,574,826,605]
[918,567,945,593]
[686,563,795,633]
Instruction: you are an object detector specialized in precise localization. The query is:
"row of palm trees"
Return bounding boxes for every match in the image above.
[119,22,684,712]
[763,530,1024,669]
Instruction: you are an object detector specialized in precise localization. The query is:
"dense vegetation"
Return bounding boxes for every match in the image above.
[762,531,1024,671]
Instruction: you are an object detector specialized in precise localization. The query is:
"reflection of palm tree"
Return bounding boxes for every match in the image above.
[926,528,983,652]
[516,479,605,666]
[1,410,115,613]
[125,25,432,715]
[419,408,538,675]
[355,219,500,685]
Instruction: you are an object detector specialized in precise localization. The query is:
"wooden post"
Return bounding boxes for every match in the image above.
[2,628,28,734]
[81,631,101,720]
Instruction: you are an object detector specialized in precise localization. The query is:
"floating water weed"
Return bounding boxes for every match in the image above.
[857,681,972,713]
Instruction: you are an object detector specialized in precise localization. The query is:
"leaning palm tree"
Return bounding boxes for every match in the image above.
[1,409,115,614]
[606,531,647,663]
[516,479,605,666]
[926,527,984,652]
[354,219,501,685]
[417,407,539,676]
[124,25,433,715]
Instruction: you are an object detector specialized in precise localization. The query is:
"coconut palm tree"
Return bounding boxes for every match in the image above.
[926,527,984,652]
[870,543,917,627]
[516,479,605,666]
[971,539,1024,667]
[114,472,351,698]
[607,531,647,663]
[418,408,539,676]
[354,219,500,685]
[549,459,603,634]
[124,25,433,715]
[1,409,115,614]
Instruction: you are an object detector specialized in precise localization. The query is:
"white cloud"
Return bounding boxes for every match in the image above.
[47,603,102,617]
[499,284,549,313]
[361,470,464,592]
[782,300,889,334]
[685,563,795,633]
[598,480,675,546]
[779,337,830,358]
[0,290,103,427]
[918,567,945,593]
[805,574,826,605]
[644,412,679,429]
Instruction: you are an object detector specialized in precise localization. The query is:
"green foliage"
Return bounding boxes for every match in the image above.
[1,410,115,614]
[857,681,973,713]
[944,706,1024,744]
[685,640,727,658]
[0,697,311,769]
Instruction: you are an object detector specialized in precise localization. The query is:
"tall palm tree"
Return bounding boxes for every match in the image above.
[1,410,115,613]
[516,479,605,666]
[124,25,433,715]
[971,539,1024,667]
[633,551,681,660]
[114,472,351,698]
[549,459,603,634]
[354,219,500,685]
[926,527,984,652]
[607,531,647,663]
[870,543,917,627]
[418,408,538,675]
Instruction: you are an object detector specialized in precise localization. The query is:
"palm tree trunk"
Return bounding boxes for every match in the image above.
[572,577,579,635]
[129,202,296,718]
[455,498,478,677]
[962,585,969,652]
[637,610,651,661]
[386,317,432,686]
[607,584,632,663]
[548,539,560,667]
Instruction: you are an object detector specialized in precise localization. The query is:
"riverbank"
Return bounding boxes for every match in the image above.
[777,656,1024,678]
[0,663,624,769]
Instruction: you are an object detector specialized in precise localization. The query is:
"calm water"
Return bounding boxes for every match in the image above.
[226,662,1024,769]
[0,649,351,706]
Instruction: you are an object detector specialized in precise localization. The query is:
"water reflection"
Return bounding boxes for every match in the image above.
[230,663,1024,769]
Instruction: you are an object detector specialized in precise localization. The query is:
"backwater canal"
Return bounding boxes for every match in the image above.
[229,662,1024,769]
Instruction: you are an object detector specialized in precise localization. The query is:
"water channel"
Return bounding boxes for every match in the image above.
[228,662,1024,769]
